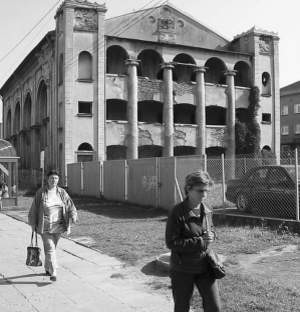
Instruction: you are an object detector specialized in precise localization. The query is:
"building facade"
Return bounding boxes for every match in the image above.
[280,81,300,153]
[0,0,280,183]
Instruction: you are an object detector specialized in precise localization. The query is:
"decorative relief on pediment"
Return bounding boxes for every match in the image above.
[155,6,182,43]
[74,8,97,31]
[259,35,272,54]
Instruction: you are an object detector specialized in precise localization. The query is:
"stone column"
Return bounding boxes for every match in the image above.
[126,59,139,159]
[162,63,174,157]
[195,66,207,156]
[225,70,237,179]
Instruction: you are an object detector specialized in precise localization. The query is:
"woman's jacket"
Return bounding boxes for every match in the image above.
[165,198,214,273]
[28,186,77,235]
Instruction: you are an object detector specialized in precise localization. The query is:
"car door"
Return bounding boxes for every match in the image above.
[244,167,269,211]
[266,167,295,218]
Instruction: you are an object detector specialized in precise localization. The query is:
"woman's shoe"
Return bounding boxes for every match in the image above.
[50,275,57,282]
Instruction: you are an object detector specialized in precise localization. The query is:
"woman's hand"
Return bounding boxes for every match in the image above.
[202,231,215,245]
[71,215,78,224]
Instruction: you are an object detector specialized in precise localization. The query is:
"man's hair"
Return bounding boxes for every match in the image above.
[184,170,213,195]
[46,169,60,178]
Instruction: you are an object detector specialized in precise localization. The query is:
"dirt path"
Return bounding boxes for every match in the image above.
[228,244,300,291]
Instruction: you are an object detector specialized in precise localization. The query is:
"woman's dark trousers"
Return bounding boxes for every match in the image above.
[170,270,221,312]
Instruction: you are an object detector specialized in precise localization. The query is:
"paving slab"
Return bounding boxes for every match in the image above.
[0,213,172,312]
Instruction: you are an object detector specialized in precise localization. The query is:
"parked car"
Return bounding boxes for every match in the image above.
[226,165,298,218]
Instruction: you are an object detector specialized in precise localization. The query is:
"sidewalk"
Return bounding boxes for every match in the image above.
[0,213,173,312]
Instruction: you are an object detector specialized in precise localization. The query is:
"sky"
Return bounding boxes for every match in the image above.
[0,0,299,90]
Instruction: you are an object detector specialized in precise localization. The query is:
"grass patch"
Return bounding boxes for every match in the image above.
[7,195,300,311]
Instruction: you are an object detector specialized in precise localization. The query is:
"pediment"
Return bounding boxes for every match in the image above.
[105,4,229,49]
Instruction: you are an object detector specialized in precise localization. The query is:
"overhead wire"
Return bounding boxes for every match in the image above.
[0,0,62,64]
[65,0,167,68]
[1,0,167,86]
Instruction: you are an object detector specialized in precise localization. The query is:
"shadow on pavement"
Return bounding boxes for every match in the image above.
[0,273,52,287]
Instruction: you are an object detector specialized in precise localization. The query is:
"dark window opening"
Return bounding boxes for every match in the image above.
[173,53,196,83]
[138,49,163,80]
[261,72,271,96]
[234,61,251,87]
[174,104,195,124]
[262,113,271,123]
[106,45,128,75]
[107,145,127,160]
[204,58,226,84]
[138,145,162,158]
[206,106,226,125]
[174,146,196,156]
[138,101,163,123]
[77,154,94,162]
[107,99,127,120]
[78,101,92,115]
[78,142,93,151]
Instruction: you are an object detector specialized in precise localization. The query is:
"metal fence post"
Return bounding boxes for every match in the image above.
[80,162,84,194]
[221,154,226,207]
[100,161,103,197]
[155,157,160,208]
[124,160,128,201]
[204,153,207,172]
[295,149,299,221]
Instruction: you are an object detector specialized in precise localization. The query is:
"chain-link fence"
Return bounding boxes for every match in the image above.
[67,151,300,221]
[206,151,300,221]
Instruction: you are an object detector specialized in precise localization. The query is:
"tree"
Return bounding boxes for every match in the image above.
[235,86,261,156]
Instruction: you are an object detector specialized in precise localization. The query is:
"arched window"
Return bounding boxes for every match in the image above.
[23,93,32,129]
[13,103,21,134]
[78,51,92,81]
[173,54,196,83]
[106,45,128,75]
[77,142,94,162]
[58,54,63,85]
[262,72,271,96]
[78,143,93,151]
[204,58,226,84]
[138,49,163,79]
[234,61,251,87]
[6,110,12,138]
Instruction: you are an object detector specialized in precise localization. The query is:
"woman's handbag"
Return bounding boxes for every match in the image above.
[26,231,42,266]
[204,214,226,279]
[206,249,226,279]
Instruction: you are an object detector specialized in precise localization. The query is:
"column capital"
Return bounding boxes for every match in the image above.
[125,59,140,67]
[194,66,208,73]
[161,62,174,70]
[224,70,237,76]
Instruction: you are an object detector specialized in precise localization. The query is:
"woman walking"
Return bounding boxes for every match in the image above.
[165,170,221,312]
[28,170,77,281]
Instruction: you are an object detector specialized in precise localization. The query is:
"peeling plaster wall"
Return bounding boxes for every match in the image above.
[105,75,250,151]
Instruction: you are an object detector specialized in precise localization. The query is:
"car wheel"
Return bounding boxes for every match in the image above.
[236,193,249,212]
